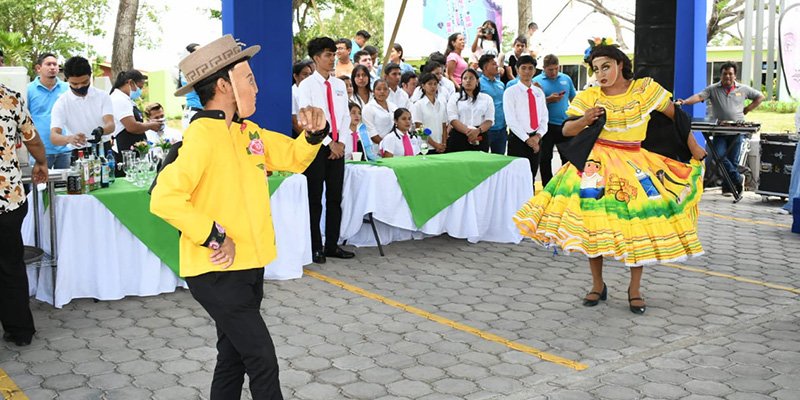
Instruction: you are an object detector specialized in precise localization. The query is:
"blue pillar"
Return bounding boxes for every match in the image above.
[674,0,707,119]
[222,0,293,135]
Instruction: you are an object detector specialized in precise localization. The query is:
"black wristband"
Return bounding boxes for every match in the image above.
[305,121,330,145]
[202,222,226,250]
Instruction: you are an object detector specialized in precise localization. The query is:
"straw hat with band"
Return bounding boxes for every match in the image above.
[175,34,260,96]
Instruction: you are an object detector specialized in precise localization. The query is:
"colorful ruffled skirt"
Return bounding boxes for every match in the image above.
[514,139,705,266]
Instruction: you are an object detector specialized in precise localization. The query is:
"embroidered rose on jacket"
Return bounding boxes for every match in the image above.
[247,139,265,155]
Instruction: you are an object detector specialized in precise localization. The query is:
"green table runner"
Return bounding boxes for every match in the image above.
[355,152,516,227]
[87,174,290,276]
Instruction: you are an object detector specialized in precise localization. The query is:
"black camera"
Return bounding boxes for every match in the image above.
[481,27,495,35]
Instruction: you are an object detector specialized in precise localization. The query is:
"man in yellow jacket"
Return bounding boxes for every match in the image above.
[151,35,327,400]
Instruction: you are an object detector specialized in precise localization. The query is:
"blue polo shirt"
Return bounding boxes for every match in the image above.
[532,72,576,125]
[479,74,506,130]
[27,77,69,155]
[180,74,203,110]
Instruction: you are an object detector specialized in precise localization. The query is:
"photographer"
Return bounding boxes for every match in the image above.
[471,20,504,75]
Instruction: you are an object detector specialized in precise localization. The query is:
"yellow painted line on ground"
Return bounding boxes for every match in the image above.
[0,368,28,400]
[699,211,791,229]
[305,269,589,371]
[662,263,800,295]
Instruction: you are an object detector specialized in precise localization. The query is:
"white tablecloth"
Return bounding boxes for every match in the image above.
[22,174,312,308]
[340,158,534,246]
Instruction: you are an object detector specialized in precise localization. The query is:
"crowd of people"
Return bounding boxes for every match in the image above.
[291,22,576,191]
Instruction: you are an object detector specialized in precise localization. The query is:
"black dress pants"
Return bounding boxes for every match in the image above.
[186,268,282,400]
[303,146,345,252]
[0,202,35,342]
[445,129,490,153]
[539,123,570,187]
[508,132,541,188]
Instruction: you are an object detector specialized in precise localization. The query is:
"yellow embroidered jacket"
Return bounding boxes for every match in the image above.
[150,111,320,277]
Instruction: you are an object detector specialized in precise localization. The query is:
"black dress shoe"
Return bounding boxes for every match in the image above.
[312,250,326,264]
[628,287,646,315]
[582,283,607,307]
[3,332,32,346]
[325,246,355,259]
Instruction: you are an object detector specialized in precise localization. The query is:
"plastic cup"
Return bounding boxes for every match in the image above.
[351,151,363,161]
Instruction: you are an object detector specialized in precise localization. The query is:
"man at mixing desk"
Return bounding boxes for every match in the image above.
[678,62,765,196]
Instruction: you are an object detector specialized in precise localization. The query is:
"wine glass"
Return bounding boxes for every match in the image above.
[419,141,430,159]
[121,151,136,182]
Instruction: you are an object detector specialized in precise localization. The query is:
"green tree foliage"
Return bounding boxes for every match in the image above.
[0,0,109,73]
[293,0,384,60]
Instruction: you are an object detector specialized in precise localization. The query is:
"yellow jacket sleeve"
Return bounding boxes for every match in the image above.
[261,129,321,173]
[150,133,215,245]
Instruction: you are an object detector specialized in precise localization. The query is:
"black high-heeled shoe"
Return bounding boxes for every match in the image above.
[583,283,607,307]
[628,287,646,314]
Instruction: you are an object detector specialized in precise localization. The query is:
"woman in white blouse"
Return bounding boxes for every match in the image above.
[350,65,373,108]
[380,108,420,158]
[363,79,397,144]
[412,73,448,154]
[446,69,495,152]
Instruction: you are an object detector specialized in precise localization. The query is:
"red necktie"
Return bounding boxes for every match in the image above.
[352,131,359,153]
[528,88,539,131]
[325,80,339,141]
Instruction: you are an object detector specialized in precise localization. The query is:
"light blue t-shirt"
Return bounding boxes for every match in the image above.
[479,74,506,130]
[27,77,69,155]
[505,78,520,89]
[180,73,203,110]
[532,72,576,126]
[350,41,363,62]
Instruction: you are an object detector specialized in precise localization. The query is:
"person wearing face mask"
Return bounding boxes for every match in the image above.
[49,56,115,159]
[110,70,162,160]
[150,35,328,399]
[514,45,707,316]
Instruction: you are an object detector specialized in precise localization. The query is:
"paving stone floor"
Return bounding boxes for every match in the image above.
[1,190,799,399]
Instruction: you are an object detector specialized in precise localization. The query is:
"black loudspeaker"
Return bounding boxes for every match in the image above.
[634,0,677,92]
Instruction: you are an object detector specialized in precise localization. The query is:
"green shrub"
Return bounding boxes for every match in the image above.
[745,100,799,113]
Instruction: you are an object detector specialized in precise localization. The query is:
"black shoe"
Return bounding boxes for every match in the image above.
[3,332,32,347]
[628,287,646,314]
[325,246,355,259]
[312,250,326,264]
[582,283,607,307]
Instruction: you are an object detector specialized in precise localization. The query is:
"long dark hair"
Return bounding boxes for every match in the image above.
[445,33,462,57]
[292,60,313,85]
[392,43,405,62]
[388,107,411,138]
[588,45,633,80]
[479,20,501,54]
[457,69,481,103]
[417,72,439,100]
[351,64,372,104]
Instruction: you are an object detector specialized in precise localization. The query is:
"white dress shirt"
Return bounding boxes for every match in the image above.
[502,81,549,142]
[50,86,114,148]
[447,92,495,129]
[380,130,421,157]
[296,71,351,146]
[440,78,456,100]
[388,86,411,110]
[350,92,373,109]
[362,99,397,139]
[410,87,451,108]
[411,95,448,143]
[291,84,299,115]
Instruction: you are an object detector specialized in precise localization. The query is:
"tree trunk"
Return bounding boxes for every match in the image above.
[609,15,629,50]
[112,0,139,79]
[518,0,531,37]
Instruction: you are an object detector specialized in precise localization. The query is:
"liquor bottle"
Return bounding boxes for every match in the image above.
[627,161,661,199]
[87,153,97,191]
[66,165,83,195]
[99,152,110,188]
[77,151,91,194]
[106,150,116,184]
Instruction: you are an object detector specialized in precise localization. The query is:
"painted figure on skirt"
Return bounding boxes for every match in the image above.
[150,35,328,400]
[513,45,708,315]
